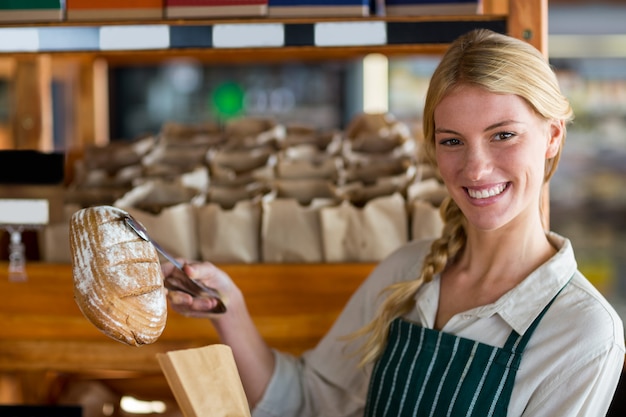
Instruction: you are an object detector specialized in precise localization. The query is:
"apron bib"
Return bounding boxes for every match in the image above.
[364,289,563,417]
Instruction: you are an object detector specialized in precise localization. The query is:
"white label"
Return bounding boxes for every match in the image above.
[315,22,386,47]
[213,23,284,48]
[0,199,49,225]
[100,25,169,50]
[0,28,39,52]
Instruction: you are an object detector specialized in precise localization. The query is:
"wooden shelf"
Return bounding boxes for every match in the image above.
[0,262,374,372]
[1,15,508,63]
[0,261,373,401]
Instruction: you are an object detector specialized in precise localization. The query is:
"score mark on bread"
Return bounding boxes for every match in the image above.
[70,205,167,346]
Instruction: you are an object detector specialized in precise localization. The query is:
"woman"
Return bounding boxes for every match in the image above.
[164,29,625,416]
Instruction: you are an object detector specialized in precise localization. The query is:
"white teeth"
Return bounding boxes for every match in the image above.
[467,183,506,199]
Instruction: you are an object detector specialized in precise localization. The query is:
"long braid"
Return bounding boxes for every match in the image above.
[350,196,466,367]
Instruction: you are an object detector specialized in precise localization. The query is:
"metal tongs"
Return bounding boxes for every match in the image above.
[123,213,227,314]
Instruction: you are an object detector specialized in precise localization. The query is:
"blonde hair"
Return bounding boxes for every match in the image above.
[351,29,574,367]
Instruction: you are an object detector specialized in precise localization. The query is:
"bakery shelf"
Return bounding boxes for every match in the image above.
[0,15,509,60]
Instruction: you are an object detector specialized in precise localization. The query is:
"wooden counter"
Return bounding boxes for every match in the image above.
[0,262,373,402]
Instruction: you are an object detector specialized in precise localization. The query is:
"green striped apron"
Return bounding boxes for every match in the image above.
[364,291,563,417]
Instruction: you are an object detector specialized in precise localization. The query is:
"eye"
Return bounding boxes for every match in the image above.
[438,137,462,146]
[494,131,515,141]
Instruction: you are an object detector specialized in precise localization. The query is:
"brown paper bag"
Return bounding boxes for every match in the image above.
[275,154,342,181]
[407,178,447,242]
[273,178,336,204]
[114,181,202,260]
[261,180,338,262]
[157,344,251,417]
[81,134,156,173]
[344,112,412,154]
[280,125,342,155]
[120,203,199,260]
[320,192,408,262]
[407,177,448,207]
[197,200,261,263]
[411,199,444,241]
[208,146,274,176]
[342,155,412,185]
[261,197,334,263]
[39,203,81,263]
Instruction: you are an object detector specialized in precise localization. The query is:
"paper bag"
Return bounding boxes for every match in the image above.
[120,203,199,260]
[157,344,251,417]
[320,192,408,262]
[208,146,274,176]
[411,199,444,241]
[39,203,81,263]
[275,154,341,181]
[197,200,261,263]
[407,177,448,207]
[114,180,202,260]
[407,178,447,242]
[261,197,334,263]
[344,112,412,154]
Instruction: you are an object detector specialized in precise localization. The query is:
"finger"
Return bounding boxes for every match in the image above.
[167,289,194,306]
[167,288,224,314]
[169,298,223,318]
[191,296,222,312]
[183,261,218,280]
[161,261,177,277]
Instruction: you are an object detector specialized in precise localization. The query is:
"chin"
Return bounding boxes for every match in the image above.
[463,211,511,232]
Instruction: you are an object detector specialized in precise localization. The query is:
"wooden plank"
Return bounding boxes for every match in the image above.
[482,0,508,15]
[14,55,53,151]
[0,262,373,372]
[507,0,548,55]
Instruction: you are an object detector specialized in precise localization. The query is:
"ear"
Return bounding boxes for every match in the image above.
[545,119,564,159]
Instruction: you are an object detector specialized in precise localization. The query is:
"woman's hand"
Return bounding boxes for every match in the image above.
[162,261,242,319]
[162,260,275,407]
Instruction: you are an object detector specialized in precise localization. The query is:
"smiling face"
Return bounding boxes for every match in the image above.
[434,84,563,233]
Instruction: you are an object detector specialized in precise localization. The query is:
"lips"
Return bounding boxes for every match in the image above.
[466,183,508,199]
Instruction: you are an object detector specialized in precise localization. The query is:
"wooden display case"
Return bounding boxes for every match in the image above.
[0,0,548,406]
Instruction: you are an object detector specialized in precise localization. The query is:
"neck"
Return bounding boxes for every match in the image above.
[453,218,555,288]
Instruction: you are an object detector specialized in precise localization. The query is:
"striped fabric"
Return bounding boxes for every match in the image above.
[365,287,564,417]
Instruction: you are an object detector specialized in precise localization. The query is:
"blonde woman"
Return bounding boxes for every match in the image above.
[165,29,625,416]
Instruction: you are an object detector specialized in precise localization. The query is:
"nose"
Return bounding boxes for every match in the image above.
[464,143,492,181]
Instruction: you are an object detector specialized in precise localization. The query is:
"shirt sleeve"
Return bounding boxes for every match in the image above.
[522,340,624,417]
[520,296,625,417]
[252,239,430,417]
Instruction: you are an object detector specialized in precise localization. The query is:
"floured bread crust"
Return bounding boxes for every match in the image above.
[70,205,167,346]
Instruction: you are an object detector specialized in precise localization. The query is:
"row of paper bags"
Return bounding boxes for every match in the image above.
[40,176,447,264]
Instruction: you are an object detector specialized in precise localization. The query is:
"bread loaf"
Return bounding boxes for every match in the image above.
[70,205,167,346]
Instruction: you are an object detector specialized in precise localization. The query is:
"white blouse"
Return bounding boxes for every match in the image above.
[253,233,625,417]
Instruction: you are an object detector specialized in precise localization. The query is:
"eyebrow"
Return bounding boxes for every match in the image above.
[434,120,522,135]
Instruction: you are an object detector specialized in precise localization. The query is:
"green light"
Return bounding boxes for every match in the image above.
[211,81,245,118]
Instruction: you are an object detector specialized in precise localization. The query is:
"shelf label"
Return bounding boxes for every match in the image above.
[213,23,284,48]
[0,199,49,225]
[315,21,386,47]
[0,28,39,52]
[100,25,170,51]
[38,27,99,51]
